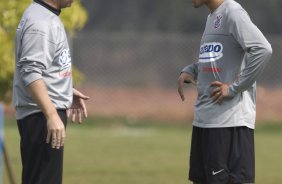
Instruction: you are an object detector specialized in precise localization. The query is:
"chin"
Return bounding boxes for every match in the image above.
[66,0,73,7]
[193,4,202,8]
[192,2,199,8]
[62,3,72,8]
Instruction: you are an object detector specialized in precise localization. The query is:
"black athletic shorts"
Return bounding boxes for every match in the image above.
[17,110,67,184]
[189,126,255,184]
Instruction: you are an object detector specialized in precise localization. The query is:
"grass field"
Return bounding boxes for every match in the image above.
[3,117,282,184]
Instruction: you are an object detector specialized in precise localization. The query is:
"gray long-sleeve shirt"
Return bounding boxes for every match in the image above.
[13,1,73,120]
[182,0,272,129]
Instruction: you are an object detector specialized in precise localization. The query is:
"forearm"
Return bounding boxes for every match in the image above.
[181,63,198,81]
[228,45,272,97]
[27,79,58,119]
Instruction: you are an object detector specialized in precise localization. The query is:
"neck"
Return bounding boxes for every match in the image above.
[43,0,59,10]
[206,0,224,12]
[34,0,61,15]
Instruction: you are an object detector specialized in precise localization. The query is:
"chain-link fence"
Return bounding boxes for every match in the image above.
[72,32,282,122]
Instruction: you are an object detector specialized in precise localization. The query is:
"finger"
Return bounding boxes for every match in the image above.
[212,91,222,102]
[178,86,185,101]
[81,101,88,118]
[72,109,76,123]
[66,109,71,118]
[61,130,66,147]
[73,88,90,100]
[211,81,222,87]
[77,92,90,100]
[51,131,57,148]
[215,95,224,104]
[46,130,51,143]
[190,79,197,86]
[178,78,185,101]
[211,87,221,97]
[78,109,82,124]
[56,130,61,149]
[219,95,224,103]
[80,95,90,100]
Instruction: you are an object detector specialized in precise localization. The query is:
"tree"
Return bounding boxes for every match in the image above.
[0,0,88,103]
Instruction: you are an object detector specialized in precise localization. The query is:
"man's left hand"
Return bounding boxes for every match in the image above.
[210,81,230,104]
[67,88,90,123]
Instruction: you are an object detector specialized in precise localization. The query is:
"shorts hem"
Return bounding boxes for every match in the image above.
[189,177,204,183]
[230,179,255,184]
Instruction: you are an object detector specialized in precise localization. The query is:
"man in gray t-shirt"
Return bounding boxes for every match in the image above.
[13,0,89,183]
[178,0,272,183]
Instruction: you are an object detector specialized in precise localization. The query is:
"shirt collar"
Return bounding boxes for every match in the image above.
[34,0,61,16]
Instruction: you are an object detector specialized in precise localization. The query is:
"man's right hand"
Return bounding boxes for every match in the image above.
[28,79,66,150]
[178,72,196,101]
[46,114,65,149]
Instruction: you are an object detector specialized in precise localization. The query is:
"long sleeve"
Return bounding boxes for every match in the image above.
[181,63,199,82]
[17,21,56,86]
[227,9,272,97]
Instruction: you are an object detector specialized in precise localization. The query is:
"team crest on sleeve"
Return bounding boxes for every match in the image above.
[17,19,26,30]
[199,42,223,62]
[214,15,223,29]
[59,48,72,70]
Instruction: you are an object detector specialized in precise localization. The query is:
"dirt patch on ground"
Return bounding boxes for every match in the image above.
[4,85,281,123]
[78,85,282,122]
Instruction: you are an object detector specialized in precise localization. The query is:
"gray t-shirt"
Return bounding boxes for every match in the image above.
[182,0,272,129]
[13,2,73,120]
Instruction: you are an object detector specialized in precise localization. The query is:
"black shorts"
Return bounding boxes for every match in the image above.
[189,126,255,184]
[17,110,67,184]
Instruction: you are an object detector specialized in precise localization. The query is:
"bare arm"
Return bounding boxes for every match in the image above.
[27,79,65,149]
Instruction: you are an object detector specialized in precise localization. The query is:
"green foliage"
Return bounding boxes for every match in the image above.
[0,0,88,103]
[72,65,84,86]
[61,1,88,36]
[0,28,14,103]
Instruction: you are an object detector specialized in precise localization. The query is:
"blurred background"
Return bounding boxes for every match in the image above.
[1,0,282,183]
[73,0,282,122]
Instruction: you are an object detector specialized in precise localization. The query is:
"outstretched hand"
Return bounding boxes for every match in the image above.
[178,72,196,101]
[67,88,90,123]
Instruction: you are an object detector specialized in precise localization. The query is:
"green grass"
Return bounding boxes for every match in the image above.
[2,117,282,184]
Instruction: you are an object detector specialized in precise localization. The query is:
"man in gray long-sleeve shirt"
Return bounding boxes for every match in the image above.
[178,0,272,183]
[13,0,89,183]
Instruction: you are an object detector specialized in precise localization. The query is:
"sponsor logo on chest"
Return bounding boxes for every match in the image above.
[199,42,223,63]
[59,48,72,70]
